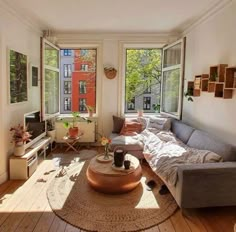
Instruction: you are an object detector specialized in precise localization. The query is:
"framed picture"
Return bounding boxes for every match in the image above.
[9,49,28,104]
[31,65,39,87]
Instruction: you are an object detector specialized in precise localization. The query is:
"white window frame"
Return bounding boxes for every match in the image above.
[41,38,60,120]
[118,42,165,117]
[160,38,185,119]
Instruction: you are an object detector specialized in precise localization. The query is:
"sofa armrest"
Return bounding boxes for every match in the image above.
[175,162,236,208]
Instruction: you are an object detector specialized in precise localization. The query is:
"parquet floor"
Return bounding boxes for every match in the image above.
[0,147,235,232]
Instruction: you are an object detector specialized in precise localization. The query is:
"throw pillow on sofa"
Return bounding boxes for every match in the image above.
[147,116,171,131]
[112,115,125,133]
[120,119,143,136]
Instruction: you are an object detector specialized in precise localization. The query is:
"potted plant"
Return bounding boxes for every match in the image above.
[152,103,160,113]
[10,124,32,156]
[86,105,94,117]
[47,119,56,142]
[62,111,92,138]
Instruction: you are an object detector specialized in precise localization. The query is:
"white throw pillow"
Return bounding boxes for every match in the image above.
[147,116,171,131]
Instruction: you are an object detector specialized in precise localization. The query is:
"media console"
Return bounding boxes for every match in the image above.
[9,137,51,180]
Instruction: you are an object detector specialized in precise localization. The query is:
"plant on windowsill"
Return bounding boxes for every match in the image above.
[152,104,160,113]
[86,105,94,117]
[62,111,92,138]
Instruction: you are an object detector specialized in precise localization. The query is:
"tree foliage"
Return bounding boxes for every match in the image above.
[125,49,162,102]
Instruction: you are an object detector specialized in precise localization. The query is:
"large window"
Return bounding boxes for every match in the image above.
[125,48,162,113]
[41,38,60,119]
[60,49,97,114]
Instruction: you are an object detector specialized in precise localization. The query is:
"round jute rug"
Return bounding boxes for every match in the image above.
[47,159,178,232]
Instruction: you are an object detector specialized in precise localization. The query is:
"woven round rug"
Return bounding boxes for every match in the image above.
[47,158,178,232]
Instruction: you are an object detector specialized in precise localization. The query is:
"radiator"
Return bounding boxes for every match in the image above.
[55,121,96,143]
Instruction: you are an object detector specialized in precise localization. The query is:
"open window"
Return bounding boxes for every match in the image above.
[41,38,60,120]
[160,38,185,119]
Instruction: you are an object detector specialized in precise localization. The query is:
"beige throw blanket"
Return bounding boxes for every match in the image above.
[135,129,223,186]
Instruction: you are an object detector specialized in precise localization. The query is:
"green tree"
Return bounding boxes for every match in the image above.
[125,49,162,103]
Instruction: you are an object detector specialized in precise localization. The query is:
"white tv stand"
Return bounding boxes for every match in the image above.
[9,137,51,180]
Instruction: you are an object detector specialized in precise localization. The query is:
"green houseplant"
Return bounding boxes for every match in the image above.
[152,103,160,113]
[62,111,92,138]
[10,124,32,156]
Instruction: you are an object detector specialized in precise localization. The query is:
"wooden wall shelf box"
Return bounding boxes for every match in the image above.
[187,64,234,100]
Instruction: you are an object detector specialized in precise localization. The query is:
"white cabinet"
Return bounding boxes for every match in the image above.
[9,137,51,180]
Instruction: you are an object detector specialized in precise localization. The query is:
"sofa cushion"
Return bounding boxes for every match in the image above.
[171,119,195,144]
[187,130,236,161]
[112,115,125,133]
[109,133,143,151]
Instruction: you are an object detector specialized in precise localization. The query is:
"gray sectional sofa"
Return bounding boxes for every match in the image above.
[110,118,236,208]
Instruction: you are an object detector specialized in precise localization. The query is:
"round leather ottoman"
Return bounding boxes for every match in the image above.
[86,154,142,194]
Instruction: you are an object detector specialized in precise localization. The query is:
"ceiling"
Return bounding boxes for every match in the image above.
[3,0,223,34]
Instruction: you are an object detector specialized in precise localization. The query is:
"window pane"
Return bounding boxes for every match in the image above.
[45,69,59,114]
[162,69,180,115]
[64,97,71,111]
[163,43,181,68]
[44,43,59,68]
[60,49,97,114]
[125,49,162,113]
[79,98,87,112]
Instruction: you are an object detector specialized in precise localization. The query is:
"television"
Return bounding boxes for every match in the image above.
[24,110,46,149]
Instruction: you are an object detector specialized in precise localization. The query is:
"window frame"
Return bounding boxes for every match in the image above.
[160,38,185,120]
[58,42,102,116]
[41,38,60,120]
[119,42,165,116]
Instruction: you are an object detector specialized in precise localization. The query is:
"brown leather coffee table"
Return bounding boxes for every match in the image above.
[86,154,142,194]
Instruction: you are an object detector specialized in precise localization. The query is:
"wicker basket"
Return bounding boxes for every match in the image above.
[104,67,117,79]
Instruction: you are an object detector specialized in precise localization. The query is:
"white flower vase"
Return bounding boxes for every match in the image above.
[14,144,25,157]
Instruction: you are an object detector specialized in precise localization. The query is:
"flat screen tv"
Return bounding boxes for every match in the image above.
[24,110,46,149]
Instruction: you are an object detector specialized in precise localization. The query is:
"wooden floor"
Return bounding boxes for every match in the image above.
[0,147,236,232]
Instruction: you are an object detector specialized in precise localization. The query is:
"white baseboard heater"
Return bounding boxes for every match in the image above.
[55,121,96,143]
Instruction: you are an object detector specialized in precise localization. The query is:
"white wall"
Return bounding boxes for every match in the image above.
[0,7,41,183]
[183,0,236,145]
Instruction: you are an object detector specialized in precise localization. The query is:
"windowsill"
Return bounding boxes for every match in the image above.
[56,114,98,120]
[123,113,162,118]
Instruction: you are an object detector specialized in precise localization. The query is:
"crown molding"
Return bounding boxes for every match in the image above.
[0,0,44,35]
[55,32,180,44]
[182,0,233,35]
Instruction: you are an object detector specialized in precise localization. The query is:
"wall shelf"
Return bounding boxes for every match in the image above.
[188,64,234,100]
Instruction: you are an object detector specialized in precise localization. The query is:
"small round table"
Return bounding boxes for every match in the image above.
[63,134,83,152]
[86,154,142,194]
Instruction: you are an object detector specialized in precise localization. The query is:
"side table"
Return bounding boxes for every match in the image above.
[63,134,83,152]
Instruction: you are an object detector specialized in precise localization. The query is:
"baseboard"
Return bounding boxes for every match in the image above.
[0,172,8,184]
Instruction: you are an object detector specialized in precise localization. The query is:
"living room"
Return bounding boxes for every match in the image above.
[0,0,236,231]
